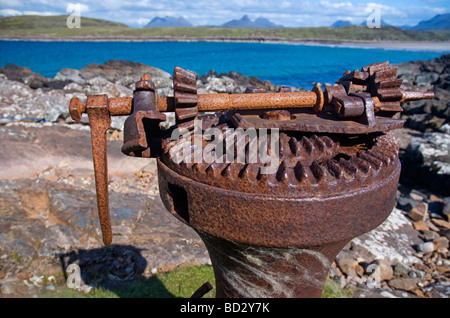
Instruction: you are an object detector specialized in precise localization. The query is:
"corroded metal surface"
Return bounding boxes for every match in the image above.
[68,62,435,298]
[85,94,112,245]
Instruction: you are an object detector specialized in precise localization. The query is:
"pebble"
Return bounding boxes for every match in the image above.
[0,283,15,295]
[433,237,449,251]
[394,262,414,277]
[408,202,428,222]
[421,230,440,242]
[431,219,450,229]
[417,242,435,254]
[388,278,421,292]
[367,259,393,282]
[413,220,430,231]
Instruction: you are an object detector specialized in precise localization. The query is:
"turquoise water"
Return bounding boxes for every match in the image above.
[0,41,447,89]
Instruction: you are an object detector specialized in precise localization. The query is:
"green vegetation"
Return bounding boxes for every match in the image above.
[38,264,353,298]
[0,15,449,41]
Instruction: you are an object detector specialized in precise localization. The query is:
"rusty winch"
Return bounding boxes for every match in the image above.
[69,61,433,298]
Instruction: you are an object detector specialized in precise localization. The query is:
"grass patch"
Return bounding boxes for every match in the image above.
[38,265,353,298]
[322,277,354,298]
[39,265,216,298]
[0,15,448,41]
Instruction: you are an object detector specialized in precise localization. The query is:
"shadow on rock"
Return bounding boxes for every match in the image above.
[58,245,175,298]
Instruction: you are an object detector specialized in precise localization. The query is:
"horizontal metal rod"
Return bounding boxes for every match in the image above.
[158,91,318,112]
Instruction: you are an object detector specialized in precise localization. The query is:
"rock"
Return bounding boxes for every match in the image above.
[404,132,450,196]
[366,259,393,282]
[443,198,450,221]
[79,60,171,84]
[439,228,450,240]
[0,63,70,90]
[416,242,435,254]
[409,190,426,201]
[394,262,414,277]
[408,202,428,221]
[413,220,429,231]
[433,236,449,251]
[388,278,421,291]
[351,208,423,265]
[431,219,450,229]
[335,257,363,278]
[421,230,441,242]
[54,68,86,85]
[422,281,450,298]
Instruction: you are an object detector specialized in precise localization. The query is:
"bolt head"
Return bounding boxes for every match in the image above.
[69,98,85,121]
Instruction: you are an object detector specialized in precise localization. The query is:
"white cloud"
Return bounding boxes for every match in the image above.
[0,0,448,27]
[0,9,22,16]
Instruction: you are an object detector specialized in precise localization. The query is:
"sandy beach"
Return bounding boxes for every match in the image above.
[1,35,449,51]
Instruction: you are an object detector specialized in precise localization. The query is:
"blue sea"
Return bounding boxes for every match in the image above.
[0,41,447,89]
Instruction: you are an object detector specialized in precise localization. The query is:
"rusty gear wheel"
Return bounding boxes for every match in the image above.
[160,113,399,198]
[337,61,405,114]
[173,66,199,129]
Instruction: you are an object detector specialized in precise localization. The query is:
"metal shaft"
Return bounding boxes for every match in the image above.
[158,91,319,112]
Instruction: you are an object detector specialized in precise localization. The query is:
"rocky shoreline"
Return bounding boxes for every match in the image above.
[0,56,449,298]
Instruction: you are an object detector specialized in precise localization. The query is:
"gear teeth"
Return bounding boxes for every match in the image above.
[311,135,326,152]
[191,162,207,174]
[206,163,223,178]
[377,79,403,89]
[359,152,383,170]
[310,161,325,182]
[293,162,310,183]
[350,156,372,174]
[173,66,199,129]
[363,61,390,75]
[339,69,369,83]
[289,137,302,156]
[279,136,292,158]
[238,164,250,179]
[221,163,232,177]
[377,88,403,101]
[373,67,397,83]
[378,101,403,113]
[162,121,400,197]
[321,135,335,148]
[368,148,391,165]
[174,66,197,85]
[326,159,343,180]
[338,158,358,177]
[276,161,289,182]
[257,166,269,183]
[301,136,316,155]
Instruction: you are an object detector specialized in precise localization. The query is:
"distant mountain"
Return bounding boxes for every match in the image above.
[145,16,192,27]
[221,15,283,28]
[331,19,393,28]
[409,14,450,31]
[253,17,283,28]
[331,20,353,28]
[360,19,391,27]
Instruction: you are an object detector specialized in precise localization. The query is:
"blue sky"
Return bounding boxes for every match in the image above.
[0,0,448,27]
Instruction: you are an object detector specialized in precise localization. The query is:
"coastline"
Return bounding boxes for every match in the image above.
[1,35,450,51]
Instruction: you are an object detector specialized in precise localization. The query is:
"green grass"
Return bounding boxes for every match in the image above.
[0,15,449,41]
[38,265,353,298]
